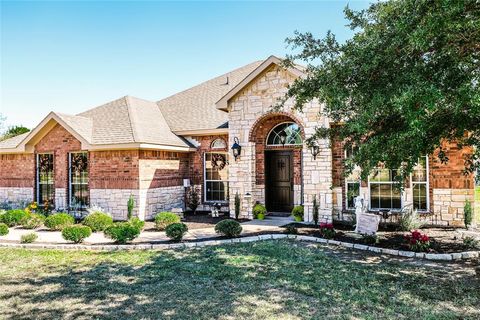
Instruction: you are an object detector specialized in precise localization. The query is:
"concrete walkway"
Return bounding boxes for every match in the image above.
[0,216,292,245]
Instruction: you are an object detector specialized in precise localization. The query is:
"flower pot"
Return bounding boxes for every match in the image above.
[257,213,265,220]
[294,216,302,222]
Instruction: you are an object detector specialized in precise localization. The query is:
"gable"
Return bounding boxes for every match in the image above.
[34,123,82,153]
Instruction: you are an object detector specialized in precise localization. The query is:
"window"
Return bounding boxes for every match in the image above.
[204,153,229,202]
[69,152,89,209]
[36,153,54,206]
[369,168,402,210]
[412,157,429,211]
[344,147,360,210]
[266,122,302,146]
[211,138,227,149]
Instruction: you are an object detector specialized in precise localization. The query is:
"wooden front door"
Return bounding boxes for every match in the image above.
[265,150,294,212]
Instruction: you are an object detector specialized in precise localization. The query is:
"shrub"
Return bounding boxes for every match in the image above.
[62,225,92,243]
[404,230,431,252]
[253,203,267,219]
[398,206,424,231]
[215,219,242,238]
[20,233,38,244]
[82,212,113,232]
[44,213,75,231]
[0,223,9,236]
[362,234,379,245]
[127,194,135,220]
[284,224,298,234]
[0,209,28,227]
[463,236,479,249]
[319,223,335,239]
[187,187,200,213]
[464,200,473,228]
[291,205,304,222]
[20,213,45,229]
[129,217,145,231]
[234,192,241,220]
[312,195,319,225]
[104,221,141,244]
[155,212,180,231]
[165,223,188,242]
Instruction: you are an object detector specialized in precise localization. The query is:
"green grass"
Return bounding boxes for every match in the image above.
[0,241,479,320]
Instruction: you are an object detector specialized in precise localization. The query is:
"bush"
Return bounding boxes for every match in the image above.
[44,213,75,231]
[105,221,142,244]
[291,205,304,222]
[129,217,145,231]
[404,230,431,252]
[127,194,135,220]
[165,223,188,242]
[155,212,180,231]
[362,234,379,245]
[312,195,319,226]
[82,212,113,232]
[253,203,267,219]
[463,236,479,249]
[0,209,28,227]
[398,206,424,231]
[464,200,473,228]
[62,225,92,243]
[215,219,242,238]
[234,192,241,220]
[20,213,46,229]
[187,187,200,213]
[319,223,335,239]
[21,233,38,244]
[0,223,9,236]
[284,224,298,234]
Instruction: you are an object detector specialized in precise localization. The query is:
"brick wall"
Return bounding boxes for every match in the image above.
[0,154,35,188]
[89,150,139,189]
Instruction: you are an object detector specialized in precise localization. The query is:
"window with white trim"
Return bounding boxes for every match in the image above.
[266,122,302,146]
[344,146,360,209]
[36,153,54,206]
[412,157,429,211]
[69,152,89,208]
[369,168,402,210]
[211,138,227,149]
[204,153,229,202]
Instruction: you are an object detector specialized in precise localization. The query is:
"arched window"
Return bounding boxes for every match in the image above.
[211,138,227,149]
[266,122,302,146]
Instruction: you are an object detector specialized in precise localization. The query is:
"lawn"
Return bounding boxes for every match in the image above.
[0,241,478,320]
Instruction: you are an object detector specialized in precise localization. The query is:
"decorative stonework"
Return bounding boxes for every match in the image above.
[54,188,67,210]
[90,189,139,221]
[0,187,33,206]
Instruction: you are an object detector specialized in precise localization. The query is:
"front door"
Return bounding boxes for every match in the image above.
[265,150,294,212]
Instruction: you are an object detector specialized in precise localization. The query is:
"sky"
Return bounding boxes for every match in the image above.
[0,0,370,129]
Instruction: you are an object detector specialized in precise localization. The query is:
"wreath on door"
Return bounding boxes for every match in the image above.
[71,154,88,174]
[211,154,228,170]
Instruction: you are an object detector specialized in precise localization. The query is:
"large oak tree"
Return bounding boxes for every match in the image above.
[283,0,479,181]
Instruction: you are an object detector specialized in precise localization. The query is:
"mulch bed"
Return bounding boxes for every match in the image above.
[283,222,474,254]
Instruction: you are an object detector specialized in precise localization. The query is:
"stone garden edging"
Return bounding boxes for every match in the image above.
[0,234,479,261]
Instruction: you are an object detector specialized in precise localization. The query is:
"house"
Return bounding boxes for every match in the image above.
[0,56,475,225]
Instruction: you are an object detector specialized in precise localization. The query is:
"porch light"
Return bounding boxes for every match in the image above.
[279,131,287,146]
[310,142,320,160]
[231,137,242,161]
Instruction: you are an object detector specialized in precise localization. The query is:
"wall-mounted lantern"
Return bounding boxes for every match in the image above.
[279,131,287,146]
[310,142,320,160]
[231,137,242,161]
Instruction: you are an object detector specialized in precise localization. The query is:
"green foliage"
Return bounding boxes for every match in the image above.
[319,223,335,239]
[282,0,480,179]
[463,236,479,250]
[398,206,425,231]
[62,225,92,243]
[0,223,8,236]
[284,224,298,235]
[129,217,145,231]
[0,209,28,227]
[362,234,379,245]
[214,219,242,238]
[405,230,431,252]
[44,213,74,231]
[165,223,188,242]
[312,195,319,225]
[20,233,38,244]
[234,192,241,220]
[187,187,200,213]
[82,212,113,232]
[1,125,30,141]
[464,200,473,228]
[252,203,267,219]
[291,205,304,222]
[104,221,142,244]
[127,195,135,220]
[20,213,45,229]
[154,212,180,231]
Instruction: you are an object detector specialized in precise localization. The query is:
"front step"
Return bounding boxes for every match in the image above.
[268,211,291,217]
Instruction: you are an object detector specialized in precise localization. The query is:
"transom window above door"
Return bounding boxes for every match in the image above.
[266,122,303,146]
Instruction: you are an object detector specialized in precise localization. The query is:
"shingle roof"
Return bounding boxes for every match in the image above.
[0,132,30,149]
[156,60,263,132]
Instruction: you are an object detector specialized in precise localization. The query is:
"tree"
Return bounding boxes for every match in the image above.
[1,125,30,141]
[282,0,479,181]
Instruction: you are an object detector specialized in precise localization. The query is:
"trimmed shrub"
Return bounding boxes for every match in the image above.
[253,203,267,220]
[464,200,473,228]
[165,223,188,242]
[398,206,424,231]
[234,192,241,220]
[155,212,180,231]
[215,219,242,238]
[21,233,38,244]
[0,209,28,227]
[127,194,135,220]
[20,213,46,229]
[0,223,9,236]
[62,225,92,243]
[463,236,479,249]
[291,205,304,222]
[129,217,145,231]
[82,212,113,232]
[44,213,75,231]
[312,195,319,225]
[105,222,141,244]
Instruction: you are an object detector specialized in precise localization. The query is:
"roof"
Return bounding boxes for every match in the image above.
[156,60,263,133]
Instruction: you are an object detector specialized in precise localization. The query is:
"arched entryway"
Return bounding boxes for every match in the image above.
[249,113,305,213]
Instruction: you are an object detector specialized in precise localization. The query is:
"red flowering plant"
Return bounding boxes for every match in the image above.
[319,223,335,239]
[404,230,431,252]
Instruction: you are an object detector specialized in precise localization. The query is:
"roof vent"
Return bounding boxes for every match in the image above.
[224,76,229,85]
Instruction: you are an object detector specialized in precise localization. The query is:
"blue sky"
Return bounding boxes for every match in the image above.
[0,0,370,129]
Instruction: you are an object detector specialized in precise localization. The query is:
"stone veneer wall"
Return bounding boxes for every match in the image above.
[227,64,333,221]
